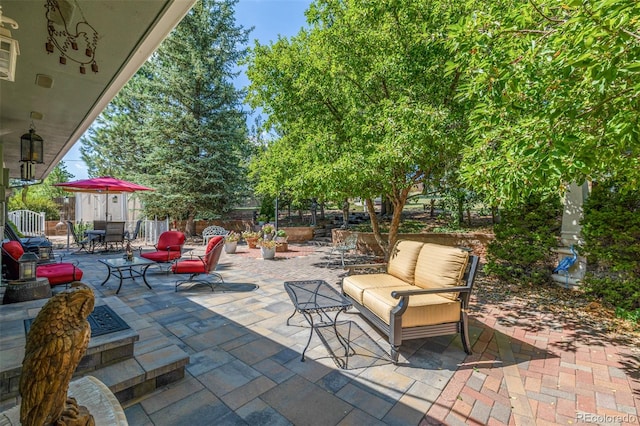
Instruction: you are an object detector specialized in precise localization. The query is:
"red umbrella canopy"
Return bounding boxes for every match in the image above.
[54,176,154,221]
[54,176,154,193]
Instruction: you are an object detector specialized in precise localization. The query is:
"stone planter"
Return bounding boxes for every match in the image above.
[224,241,237,254]
[331,229,494,257]
[260,247,276,260]
[279,227,314,243]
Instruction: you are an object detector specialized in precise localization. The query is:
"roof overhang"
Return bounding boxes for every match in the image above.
[0,0,196,185]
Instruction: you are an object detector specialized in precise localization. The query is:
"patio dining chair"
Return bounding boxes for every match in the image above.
[104,221,126,251]
[66,221,90,254]
[327,232,359,267]
[172,236,225,292]
[124,219,143,243]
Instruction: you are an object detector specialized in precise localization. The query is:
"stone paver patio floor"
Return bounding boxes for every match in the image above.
[7,240,640,425]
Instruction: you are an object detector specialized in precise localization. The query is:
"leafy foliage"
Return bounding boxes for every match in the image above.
[8,163,74,220]
[246,0,475,254]
[485,197,561,284]
[581,180,640,311]
[448,0,640,206]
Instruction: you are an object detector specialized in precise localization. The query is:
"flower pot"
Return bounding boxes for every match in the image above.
[260,246,276,260]
[224,241,237,254]
[276,242,288,252]
[246,237,259,249]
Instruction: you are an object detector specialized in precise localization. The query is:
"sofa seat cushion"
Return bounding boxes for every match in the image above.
[37,263,83,286]
[362,286,461,328]
[414,244,469,300]
[386,240,424,283]
[343,273,407,305]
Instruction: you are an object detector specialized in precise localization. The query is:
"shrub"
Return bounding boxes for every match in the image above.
[581,180,640,312]
[485,197,561,285]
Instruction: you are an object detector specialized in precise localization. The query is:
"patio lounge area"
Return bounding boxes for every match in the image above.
[1,240,638,425]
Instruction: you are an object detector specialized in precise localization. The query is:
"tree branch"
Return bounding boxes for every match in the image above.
[528,0,566,24]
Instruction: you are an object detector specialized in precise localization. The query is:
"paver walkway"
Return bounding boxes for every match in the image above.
[7,240,640,425]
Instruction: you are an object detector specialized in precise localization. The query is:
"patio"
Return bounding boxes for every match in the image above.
[1,240,638,425]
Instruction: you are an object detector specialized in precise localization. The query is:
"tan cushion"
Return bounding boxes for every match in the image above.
[414,244,469,300]
[343,273,407,305]
[386,240,424,283]
[362,286,461,327]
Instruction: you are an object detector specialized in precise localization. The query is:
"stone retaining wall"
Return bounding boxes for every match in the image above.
[332,229,493,258]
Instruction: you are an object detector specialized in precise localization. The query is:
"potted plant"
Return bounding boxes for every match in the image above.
[241,231,260,249]
[261,223,275,239]
[275,229,288,252]
[257,238,278,260]
[224,231,240,254]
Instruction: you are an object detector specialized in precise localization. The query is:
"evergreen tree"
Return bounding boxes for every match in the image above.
[81,0,251,235]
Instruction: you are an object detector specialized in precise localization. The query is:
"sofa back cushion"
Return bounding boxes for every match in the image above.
[386,240,424,284]
[414,243,469,300]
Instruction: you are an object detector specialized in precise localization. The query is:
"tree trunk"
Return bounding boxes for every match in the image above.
[185,215,196,237]
[367,186,411,261]
[457,197,464,227]
[342,198,349,228]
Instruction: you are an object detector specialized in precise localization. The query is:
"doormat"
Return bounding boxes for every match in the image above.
[24,304,131,338]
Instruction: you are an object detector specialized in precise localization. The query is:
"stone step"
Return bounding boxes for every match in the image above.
[0,296,189,410]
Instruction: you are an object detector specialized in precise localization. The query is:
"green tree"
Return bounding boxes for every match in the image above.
[8,162,74,220]
[246,0,473,255]
[80,66,153,178]
[81,0,252,235]
[448,0,640,206]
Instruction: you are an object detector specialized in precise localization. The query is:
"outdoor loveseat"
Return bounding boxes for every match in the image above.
[342,240,480,363]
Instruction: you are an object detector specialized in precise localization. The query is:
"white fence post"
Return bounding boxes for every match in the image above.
[7,210,46,236]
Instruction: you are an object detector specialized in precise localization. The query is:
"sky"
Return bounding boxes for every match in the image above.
[62,0,312,180]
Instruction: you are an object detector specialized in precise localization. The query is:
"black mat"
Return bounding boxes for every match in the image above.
[24,304,130,338]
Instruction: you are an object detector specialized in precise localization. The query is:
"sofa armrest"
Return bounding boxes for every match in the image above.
[391,285,472,299]
[344,263,387,275]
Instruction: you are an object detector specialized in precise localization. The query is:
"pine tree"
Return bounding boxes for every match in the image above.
[81,0,252,235]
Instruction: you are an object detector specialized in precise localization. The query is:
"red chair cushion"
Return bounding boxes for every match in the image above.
[37,263,83,286]
[171,259,206,274]
[3,241,24,260]
[156,231,186,251]
[140,250,183,263]
[206,236,224,252]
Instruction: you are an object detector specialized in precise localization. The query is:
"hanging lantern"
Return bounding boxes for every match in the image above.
[20,128,44,163]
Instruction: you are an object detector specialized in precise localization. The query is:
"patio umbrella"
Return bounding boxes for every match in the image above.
[54,176,154,221]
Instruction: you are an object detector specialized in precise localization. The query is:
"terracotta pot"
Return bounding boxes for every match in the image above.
[246,237,259,249]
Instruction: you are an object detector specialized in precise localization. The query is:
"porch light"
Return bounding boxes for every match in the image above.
[21,128,44,163]
[0,6,20,82]
[19,252,39,280]
[112,195,118,203]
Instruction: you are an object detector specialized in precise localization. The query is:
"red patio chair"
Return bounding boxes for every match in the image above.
[1,241,83,287]
[171,236,224,292]
[140,231,185,264]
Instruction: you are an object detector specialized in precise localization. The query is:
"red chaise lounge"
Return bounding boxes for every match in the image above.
[1,241,84,287]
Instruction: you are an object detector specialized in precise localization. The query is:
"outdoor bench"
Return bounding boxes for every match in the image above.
[342,240,480,363]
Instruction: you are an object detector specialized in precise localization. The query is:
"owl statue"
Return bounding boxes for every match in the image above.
[19,282,95,426]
